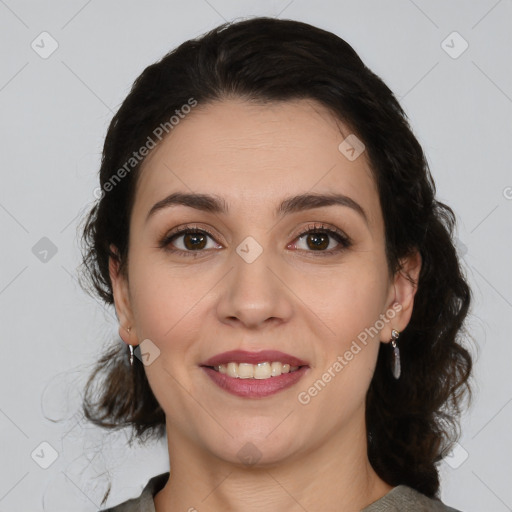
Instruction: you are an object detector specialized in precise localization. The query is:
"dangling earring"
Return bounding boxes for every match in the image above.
[390,329,401,379]
[126,327,134,366]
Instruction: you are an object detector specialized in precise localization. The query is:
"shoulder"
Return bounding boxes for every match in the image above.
[99,472,170,512]
[361,484,462,512]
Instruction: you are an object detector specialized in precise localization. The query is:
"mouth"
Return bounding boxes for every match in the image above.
[200,350,310,398]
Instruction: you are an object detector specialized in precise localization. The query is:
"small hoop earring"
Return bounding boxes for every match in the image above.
[390,329,401,380]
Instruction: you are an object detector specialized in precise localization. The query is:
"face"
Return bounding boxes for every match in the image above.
[110,98,419,466]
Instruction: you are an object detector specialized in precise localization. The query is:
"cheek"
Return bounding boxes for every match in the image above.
[295,271,386,416]
[293,266,389,402]
[129,262,208,410]
[291,263,389,338]
[128,254,208,339]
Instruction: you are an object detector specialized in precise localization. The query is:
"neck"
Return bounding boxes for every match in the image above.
[154,413,393,512]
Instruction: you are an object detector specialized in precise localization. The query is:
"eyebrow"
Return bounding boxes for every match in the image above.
[145,191,369,226]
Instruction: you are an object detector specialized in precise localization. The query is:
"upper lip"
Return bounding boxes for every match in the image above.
[201,350,309,367]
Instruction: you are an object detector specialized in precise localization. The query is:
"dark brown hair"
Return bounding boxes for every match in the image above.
[78,16,473,503]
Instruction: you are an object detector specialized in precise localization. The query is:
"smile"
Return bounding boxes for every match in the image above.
[213,361,300,379]
[200,350,309,398]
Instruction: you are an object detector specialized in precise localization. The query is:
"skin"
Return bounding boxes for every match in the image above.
[109,98,422,512]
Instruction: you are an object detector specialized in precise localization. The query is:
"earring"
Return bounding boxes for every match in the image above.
[125,327,134,366]
[390,329,401,379]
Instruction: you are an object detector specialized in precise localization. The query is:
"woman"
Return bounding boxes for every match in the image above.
[79,16,473,511]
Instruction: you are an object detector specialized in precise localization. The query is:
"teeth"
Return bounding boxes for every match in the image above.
[238,363,254,379]
[254,362,270,379]
[214,361,300,379]
[227,362,238,378]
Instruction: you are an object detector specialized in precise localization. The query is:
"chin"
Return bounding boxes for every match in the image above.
[204,428,302,468]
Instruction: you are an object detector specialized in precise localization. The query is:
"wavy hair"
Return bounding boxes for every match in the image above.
[78,16,473,504]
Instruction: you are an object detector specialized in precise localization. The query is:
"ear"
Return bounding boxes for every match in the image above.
[109,243,136,346]
[380,249,422,342]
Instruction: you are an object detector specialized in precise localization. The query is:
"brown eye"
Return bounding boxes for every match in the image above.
[160,225,221,257]
[289,223,352,255]
[304,232,330,251]
[180,232,208,250]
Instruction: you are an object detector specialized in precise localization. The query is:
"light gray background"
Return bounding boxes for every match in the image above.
[1,1,511,510]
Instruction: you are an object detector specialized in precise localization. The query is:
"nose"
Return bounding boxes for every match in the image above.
[215,242,294,330]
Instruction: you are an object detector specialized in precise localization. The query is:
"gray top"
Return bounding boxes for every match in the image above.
[100,472,462,511]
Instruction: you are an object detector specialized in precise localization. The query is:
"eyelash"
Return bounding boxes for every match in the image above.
[158,223,352,258]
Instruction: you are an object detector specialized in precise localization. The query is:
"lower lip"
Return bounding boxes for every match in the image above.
[201,366,309,398]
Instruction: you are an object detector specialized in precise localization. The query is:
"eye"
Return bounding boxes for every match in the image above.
[288,223,352,255]
[159,222,352,258]
[159,224,221,257]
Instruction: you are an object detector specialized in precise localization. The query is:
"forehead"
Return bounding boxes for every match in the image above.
[133,98,381,229]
